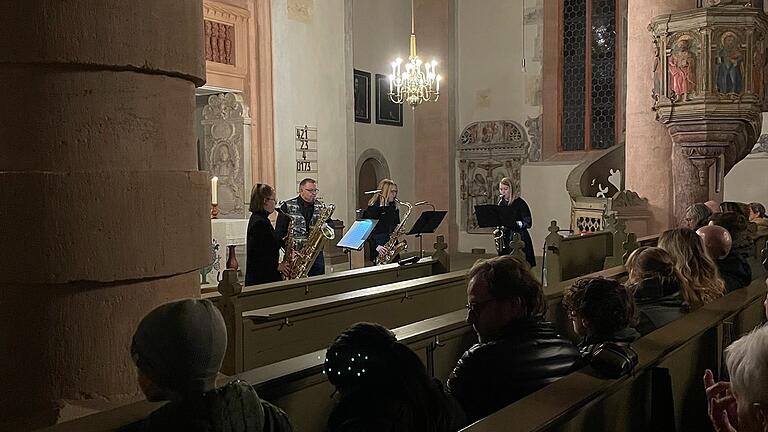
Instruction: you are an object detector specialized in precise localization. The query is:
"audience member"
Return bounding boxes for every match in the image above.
[721,201,751,219]
[704,325,768,432]
[682,203,713,231]
[710,211,753,257]
[446,255,580,423]
[121,299,293,432]
[562,277,639,357]
[625,247,686,336]
[698,224,752,292]
[748,202,768,228]
[705,200,722,215]
[324,322,465,432]
[658,228,725,308]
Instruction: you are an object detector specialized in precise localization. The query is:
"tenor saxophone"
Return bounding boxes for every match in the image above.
[285,203,335,279]
[374,200,413,265]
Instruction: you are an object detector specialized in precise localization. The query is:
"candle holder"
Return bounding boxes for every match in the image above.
[211,203,219,219]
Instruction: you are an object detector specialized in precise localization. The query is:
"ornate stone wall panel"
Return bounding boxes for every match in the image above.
[457,120,530,233]
[202,93,250,218]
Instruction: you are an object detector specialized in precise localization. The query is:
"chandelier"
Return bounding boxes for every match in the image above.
[388,0,442,108]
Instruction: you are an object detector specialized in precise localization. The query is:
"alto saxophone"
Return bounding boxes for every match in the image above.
[374,200,413,265]
[285,203,335,279]
[493,195,505,254]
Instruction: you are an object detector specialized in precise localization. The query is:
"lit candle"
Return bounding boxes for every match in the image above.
[211,176,218,205]
[436,75,441,93]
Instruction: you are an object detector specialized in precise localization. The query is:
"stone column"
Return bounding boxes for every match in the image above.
[0,1,209,429]
[625,0,696,234]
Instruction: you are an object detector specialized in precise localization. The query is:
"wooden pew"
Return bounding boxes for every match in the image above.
[37,310,476,432]
[462,274,767,432]
[239,271,469,369]
[543,220,618,287]
[213,256,446,374]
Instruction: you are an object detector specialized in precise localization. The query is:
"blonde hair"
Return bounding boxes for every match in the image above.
[498,177,513,205]
[658,228,725,308]
[368,179,397,206]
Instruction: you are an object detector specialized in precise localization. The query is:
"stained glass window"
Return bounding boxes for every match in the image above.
[562,0,587,151]
[561,0,617,151]
[590,0,616,149]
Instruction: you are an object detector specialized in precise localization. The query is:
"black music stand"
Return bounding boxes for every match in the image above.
[474,204,516,229]
[406,210,447,258]
[336,219,378,270]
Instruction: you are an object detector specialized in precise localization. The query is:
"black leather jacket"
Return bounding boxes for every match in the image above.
[446,319,581,423]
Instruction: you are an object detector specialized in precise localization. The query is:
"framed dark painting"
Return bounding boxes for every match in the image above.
[353,69,371,123]
[375,73,403,127]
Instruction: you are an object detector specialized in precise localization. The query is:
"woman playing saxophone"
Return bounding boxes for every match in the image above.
[363,179,401,263]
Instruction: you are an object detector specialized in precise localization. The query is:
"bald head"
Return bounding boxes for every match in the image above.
[704,200,721,214]
[696,224,732,260]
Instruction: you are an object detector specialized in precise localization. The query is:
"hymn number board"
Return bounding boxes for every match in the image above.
[295,125,319,190]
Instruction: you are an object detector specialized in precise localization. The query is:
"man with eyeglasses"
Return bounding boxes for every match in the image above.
[446,255,580,423]
[275,178,329,276]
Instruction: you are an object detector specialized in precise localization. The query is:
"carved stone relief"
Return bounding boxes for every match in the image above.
[201,93,249,218]
[525,114,542,162]
[753,133,768,153]
[458,121,530,233]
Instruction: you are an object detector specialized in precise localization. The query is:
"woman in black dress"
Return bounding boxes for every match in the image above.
[498,177,535,268]
[363,179,400,263]
[245,183,289,285]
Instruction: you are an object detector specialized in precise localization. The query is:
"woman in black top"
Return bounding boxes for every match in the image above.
[497,177,535,268]
[363,179,401,263]
[245,184,289,286]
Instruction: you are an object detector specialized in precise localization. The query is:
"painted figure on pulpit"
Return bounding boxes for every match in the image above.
[716,32,744,95]
[668,37,697,101]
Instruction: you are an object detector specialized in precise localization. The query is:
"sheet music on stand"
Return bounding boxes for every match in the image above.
[406,210,447,258]
[336,219,378,270]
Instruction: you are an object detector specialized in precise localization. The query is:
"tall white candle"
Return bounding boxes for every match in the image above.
[211,176,218,205]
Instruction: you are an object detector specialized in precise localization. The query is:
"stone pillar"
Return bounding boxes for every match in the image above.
[625,0,696,234]
[0,1,208,429]
[414,0,459,252]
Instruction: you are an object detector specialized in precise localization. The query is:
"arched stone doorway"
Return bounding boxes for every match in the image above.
[355,149,391,212]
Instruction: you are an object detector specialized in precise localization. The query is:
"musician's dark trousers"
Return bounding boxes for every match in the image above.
[308,252,325,276]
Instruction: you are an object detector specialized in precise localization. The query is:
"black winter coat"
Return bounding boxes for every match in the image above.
[245,210,283,286]
[717,251,752,292]
[446,319,581,423]
[632,277,686,336]
[120,380,293,432]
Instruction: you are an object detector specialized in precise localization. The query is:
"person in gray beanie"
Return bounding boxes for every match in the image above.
[121,299,293,432]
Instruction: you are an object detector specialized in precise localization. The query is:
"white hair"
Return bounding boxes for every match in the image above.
[726,324,768,405]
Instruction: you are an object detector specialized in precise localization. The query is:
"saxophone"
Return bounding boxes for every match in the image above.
[493,195,505,254]
[374,200,414,265]
[285,203,336,279]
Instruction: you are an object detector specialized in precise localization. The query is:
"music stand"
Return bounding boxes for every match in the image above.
[474,204,516,229]
[336,219,378,270]
[406,211,447,258]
